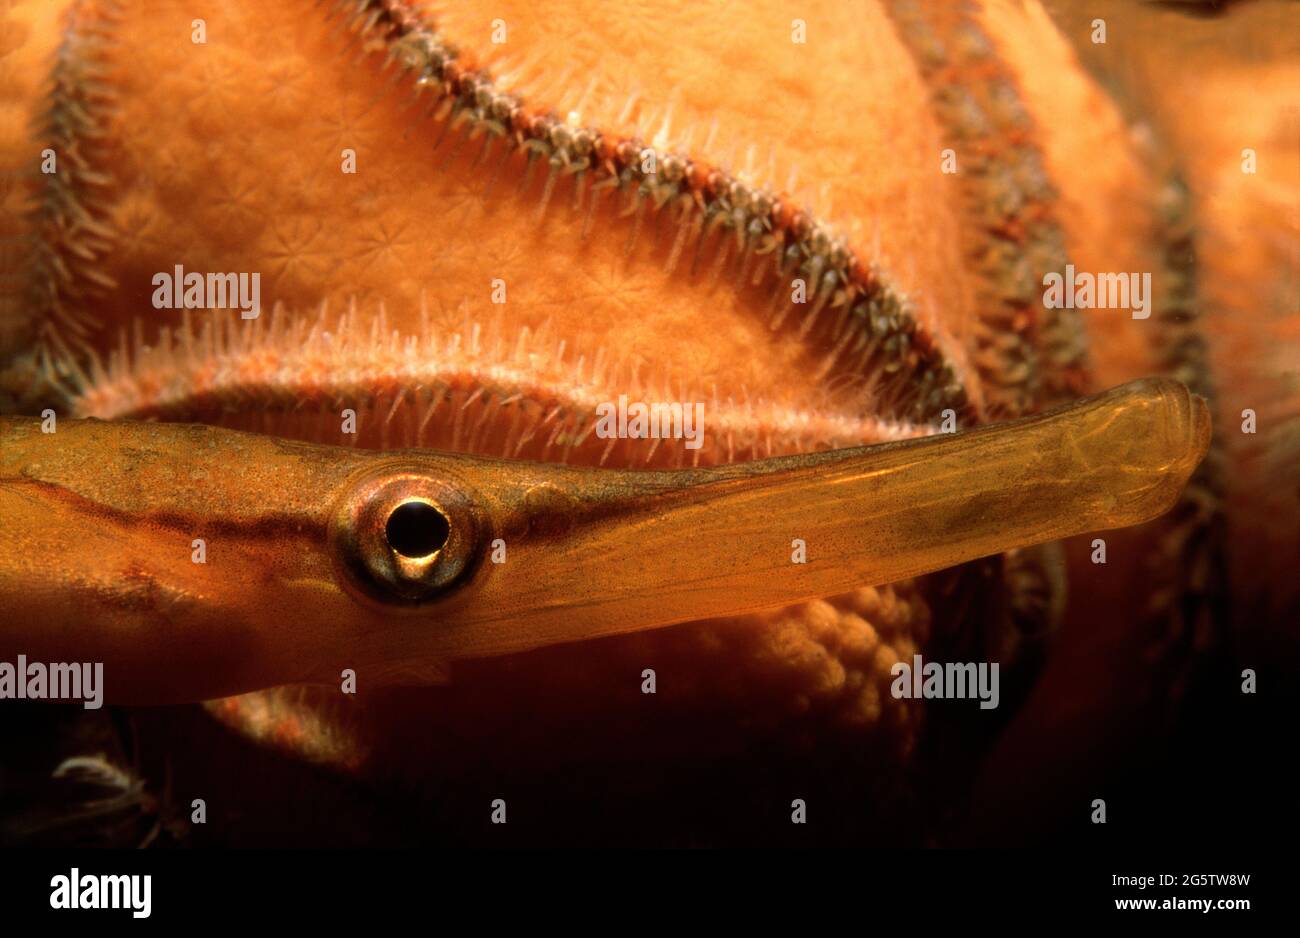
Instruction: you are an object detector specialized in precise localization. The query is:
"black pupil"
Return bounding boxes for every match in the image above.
[385,501,450,558]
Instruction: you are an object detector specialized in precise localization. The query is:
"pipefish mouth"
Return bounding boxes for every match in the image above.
[0,378,1208,704]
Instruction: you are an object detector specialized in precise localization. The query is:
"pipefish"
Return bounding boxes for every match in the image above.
[0,379,1210,702]
[0,0,1294,845]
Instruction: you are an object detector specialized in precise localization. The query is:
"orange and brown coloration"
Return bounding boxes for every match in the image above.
[0,0,1296,844]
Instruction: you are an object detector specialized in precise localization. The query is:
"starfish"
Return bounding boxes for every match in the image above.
[0,0,1295,844]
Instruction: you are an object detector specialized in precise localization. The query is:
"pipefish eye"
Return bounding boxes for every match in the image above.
[329,469,484,606]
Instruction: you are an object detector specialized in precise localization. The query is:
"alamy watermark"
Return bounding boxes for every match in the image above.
[50,869,150,918]
[1043,264,1151,320]
[0,656,103,709]
[890,655,999,709]
[594,395,704,450]
[152,264,260,319]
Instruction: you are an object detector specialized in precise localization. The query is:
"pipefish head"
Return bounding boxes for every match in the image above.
[0,378,1210,705]
[0,415,602,700]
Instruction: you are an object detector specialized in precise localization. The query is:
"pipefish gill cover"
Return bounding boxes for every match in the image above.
[0,0,1296,872]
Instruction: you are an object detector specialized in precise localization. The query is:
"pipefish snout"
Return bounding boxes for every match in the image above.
[0,378,1209,704]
